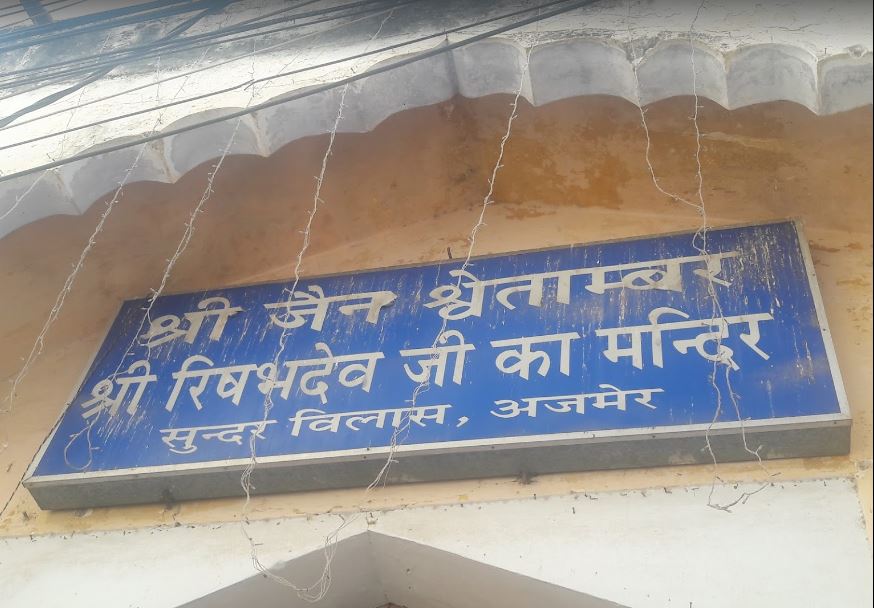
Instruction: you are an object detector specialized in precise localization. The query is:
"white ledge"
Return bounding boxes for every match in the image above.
[0,33,871,239]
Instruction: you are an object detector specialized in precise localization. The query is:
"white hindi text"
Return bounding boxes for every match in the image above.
[425,251,739,320]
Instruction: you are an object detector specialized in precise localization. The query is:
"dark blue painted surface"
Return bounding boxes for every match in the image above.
[34,222,842,476]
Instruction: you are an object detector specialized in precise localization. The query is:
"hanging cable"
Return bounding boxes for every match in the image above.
[1,0,560,134]
[0,0,411,101]
[0,0,90,29]
[0,0,245,418]
[0,1,25,15]
[625,0,774,511]
[0,0,80,20]
[0,2,413,98]
[0,0,417,135]
[0,4,415,128]
[0,1,233,128]
[0,0,597,185]
[0,0,400,84]
[0,0,216,49]
[1,0,192,38]
[238,9,402,600]
[0,0,575,151]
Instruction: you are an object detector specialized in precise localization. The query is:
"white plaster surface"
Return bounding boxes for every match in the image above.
[0,478,870,607]
[0,0,871,240]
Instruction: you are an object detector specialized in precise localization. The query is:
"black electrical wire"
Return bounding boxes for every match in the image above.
[0,0,217,51]
[0,0,380,55]
[0,0,198,41]
[0,0,359,79]
[0,0,308,82]
[0,1,36,19]
[0,0,578,148]
[0,0,598,185]
[0,1,233,128]
[1,3,416,142]
[0,0,405,86]
[1,1,95,30]
[0,0,405,89]
[0,0,414,114]
[2,3,414,129]
[0,3,396,107]
[1,0,193,38]
[0,0,78,20]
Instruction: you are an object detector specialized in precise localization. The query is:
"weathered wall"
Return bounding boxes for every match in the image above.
[0,95,870,598]
[1,480,871,608]
[2,0,872,239]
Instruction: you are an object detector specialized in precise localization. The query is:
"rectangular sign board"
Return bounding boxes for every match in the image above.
[25,220,850,509]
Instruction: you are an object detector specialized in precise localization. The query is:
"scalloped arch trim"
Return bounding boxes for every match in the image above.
[1,37,871,240]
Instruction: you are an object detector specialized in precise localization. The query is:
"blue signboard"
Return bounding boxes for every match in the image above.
[25,221,850,509]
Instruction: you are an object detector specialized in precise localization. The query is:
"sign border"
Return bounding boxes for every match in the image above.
[22,219,852,509]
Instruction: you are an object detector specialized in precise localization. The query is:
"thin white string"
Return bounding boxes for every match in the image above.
[54,32,115,155]
[374,46,531,482]
[49,3,403,509]
[0,171,47,222]
[0,4,232,478]
[284,33,532,606]
[53,9,251,471]
[688,1,773,510]
[244,41,529,602]
[0,8,241,418]
[237,10,401,602]
[30,4,398,472]
[236,6,400,502]
[282,13,536,600]
[1,55,163,417]
[0,4,397,221]
[365,16,533,538]
[0,33,113,223]
[626,0,773,511]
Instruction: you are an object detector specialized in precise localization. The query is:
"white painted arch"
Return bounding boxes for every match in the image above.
[0,0,872,240]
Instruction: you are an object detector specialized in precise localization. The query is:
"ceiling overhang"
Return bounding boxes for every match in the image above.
[0,1,871,240]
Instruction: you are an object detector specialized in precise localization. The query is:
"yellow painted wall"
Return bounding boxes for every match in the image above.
[0,95,870,547]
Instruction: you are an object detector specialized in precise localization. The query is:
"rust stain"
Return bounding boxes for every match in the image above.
[837,277,872,288]
[810,243,841,253]
[502,204,556,220]
[701,131,785,152]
